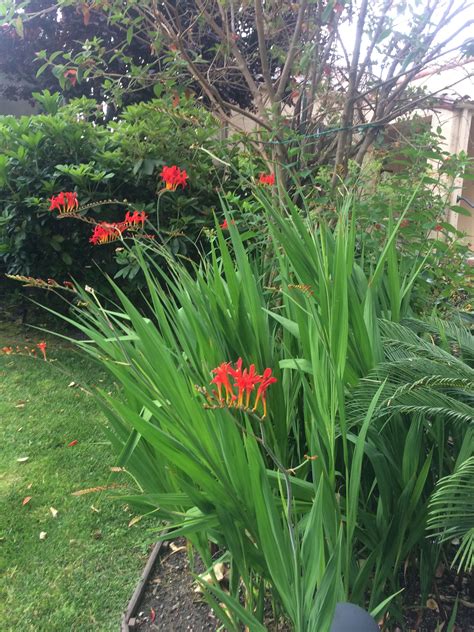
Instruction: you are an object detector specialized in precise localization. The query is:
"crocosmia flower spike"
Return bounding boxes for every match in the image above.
[160,165,188,191]
[124,210,148,229]
[37,341,47,360]
[258,173,275,185]
[49,192,79,214]
[205,359,277,418]
[89,222,124,245]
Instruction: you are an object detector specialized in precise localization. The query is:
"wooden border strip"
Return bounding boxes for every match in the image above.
[121,539,165,631]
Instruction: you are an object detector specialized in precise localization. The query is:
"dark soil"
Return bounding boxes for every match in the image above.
[132,539,473,631]
[133,538,290,631]
[134,539,218,631]
[401,562,474,631]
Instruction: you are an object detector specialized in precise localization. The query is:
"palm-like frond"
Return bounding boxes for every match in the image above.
[349,319,474,426]
[427,456,474,572]
[404,316,474,364]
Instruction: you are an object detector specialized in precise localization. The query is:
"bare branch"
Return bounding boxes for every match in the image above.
[275,0,308,102]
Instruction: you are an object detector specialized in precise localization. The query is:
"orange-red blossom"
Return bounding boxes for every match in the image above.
[210,358,277,418]
[49,192,79,214]
[160,165,188,191]
[37,341,47,360]
[89,211,147,245]
[259,173,275,185]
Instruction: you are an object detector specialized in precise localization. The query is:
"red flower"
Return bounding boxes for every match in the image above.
[231,360,260,408]
[67,439,78,447]
[211,362,235,403]
[160,165,188,191]
[124,210,147,229]
[37,341,47,360]
[63,281,74,289]
[49,192,79,214]
[64,69,78,87]
[220,219,236,230]
[435,224,443,232]
[259,173,275,186]
[253,368,277,418]
[89,211,148,246]
[89,222,124,245]
[1,346,13,355]
[208,360,277,418]
[400,219,410,228]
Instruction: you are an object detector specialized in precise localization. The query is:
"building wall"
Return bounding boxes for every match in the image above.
[430,106,474,247]
[458,114,474,248]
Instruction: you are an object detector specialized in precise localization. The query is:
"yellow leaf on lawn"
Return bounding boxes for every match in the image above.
[71,484,124,496]
[128,515,142,528]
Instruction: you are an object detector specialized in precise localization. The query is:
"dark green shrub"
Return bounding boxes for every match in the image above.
[0,92,233,288]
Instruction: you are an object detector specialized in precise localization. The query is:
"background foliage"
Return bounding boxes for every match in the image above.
[0,92,232,288]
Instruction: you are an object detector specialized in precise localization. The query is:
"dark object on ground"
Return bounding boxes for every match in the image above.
[330,603,379,632]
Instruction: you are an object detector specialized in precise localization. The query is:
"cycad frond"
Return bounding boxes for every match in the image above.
[427,456,474,572]
[349,319,474,426]
[406,316,474,363]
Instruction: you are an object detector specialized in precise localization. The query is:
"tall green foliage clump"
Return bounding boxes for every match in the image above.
[46,191,473,630]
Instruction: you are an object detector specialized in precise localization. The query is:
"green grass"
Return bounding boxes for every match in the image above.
[0,323,153,631]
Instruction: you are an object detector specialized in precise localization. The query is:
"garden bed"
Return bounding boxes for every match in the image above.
[124,537,474,631]
[123,538,291,631]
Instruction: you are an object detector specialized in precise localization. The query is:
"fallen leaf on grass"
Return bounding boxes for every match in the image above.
[39,531,47,540]
[150,608,156,623]
[22,496,32,506]
[16,457,29,463]
[128,515,143,528]
[68,381,78,388]
[90,505,100,513]
[110,466,125,472]
[71,484,124,496]
[426,598,439,611]
[49,507,58,518]
[15,403,26,409]
[67,439,78,447]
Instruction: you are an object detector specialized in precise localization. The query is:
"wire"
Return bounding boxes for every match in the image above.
[250,120,384,145]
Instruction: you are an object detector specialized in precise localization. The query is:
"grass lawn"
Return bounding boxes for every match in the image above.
[0,322,153,631]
